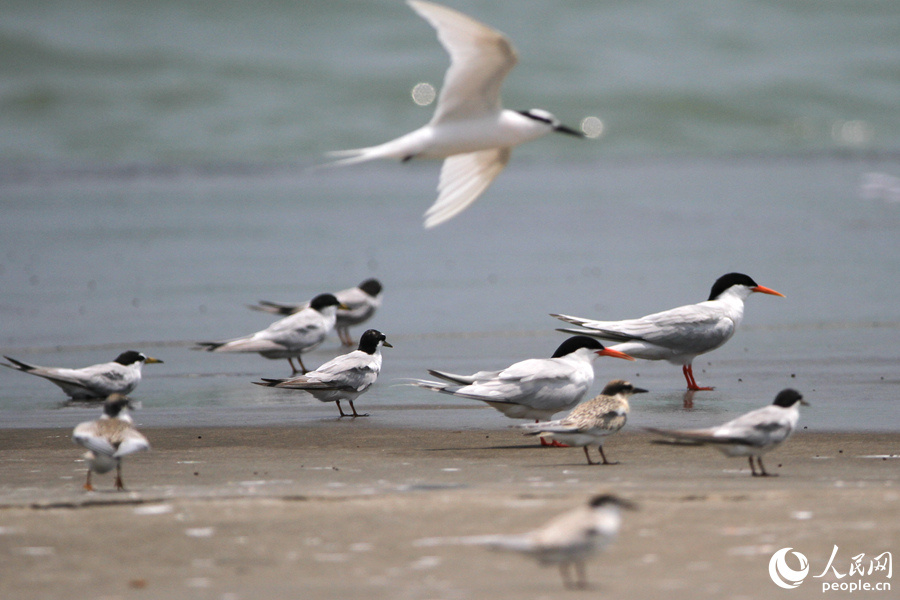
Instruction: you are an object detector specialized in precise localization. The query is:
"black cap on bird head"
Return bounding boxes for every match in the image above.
[708,273,760,300]
[589,494,637,510]
[551,336,606,358]
[358,278,383,297]
[772,389,807,408]
[358,329,392,354]
[309,293,342,311]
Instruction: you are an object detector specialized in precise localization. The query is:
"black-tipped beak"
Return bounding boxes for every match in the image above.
[633,387,649,395]
[383,341,393,348]
[554,124,585,138]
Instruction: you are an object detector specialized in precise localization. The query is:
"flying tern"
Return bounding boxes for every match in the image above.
[646,388,807,476]
[415,494,635,589]
[72,394,150,491]
[249,278,383,346]
[2,351,163,400]
[327,0,584,228]
[553,272,785,391]
[410,336,633,444]
[519,379,647,465]
[254,329,391,417]
[197,293,344,374]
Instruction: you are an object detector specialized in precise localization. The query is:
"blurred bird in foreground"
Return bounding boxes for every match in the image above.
[72,394,150,491]
[414,494,635,589]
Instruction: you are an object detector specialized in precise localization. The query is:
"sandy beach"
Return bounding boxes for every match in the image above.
[1,419,897,600]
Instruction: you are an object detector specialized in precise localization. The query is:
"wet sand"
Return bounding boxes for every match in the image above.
[0,421,897,600]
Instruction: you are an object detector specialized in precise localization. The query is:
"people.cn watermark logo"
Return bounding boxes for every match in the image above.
[769,546,892,593]
[769,548,810,589]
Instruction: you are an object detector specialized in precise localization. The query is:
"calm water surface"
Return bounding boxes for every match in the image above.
[1,1,898,431]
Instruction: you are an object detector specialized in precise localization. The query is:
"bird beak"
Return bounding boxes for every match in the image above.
[800,399,811,406]
[554,124,585,138]
[145,357,163,364]
[339,303,351,310]
[633,387,649,394]
[752,285,785,297]
[596,348,635,361]
[383,341,394,348]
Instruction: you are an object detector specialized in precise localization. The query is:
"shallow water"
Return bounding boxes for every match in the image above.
[2,155,899,431]
[1,1,899,431]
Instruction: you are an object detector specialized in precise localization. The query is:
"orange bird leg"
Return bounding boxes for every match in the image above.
[683,364,714,391]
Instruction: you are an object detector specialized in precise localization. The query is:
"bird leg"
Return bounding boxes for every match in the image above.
[748,456,758,476]
[583,447,596,465]
[338,327,354,346]
[558,562,574,589]
[348,401,369,418]
[287,357,299,374]
[597,446,618,465]
[683,364,714,391]
[83,469,94,491]
[573,561,588,589]
[336,401,369,418]
[753,456,774,477]
[115,463,125,491]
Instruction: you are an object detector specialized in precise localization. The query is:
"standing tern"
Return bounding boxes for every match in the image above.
[2,351,163,400]
[72,394,150,491]
[196,293,344,374]
[646,389,808,477]
[253,329,391,418]
[327,0,584,228]
[519,379,647,465]
[249,278,383,346]
[553,272,785,391]
[415,494,635,589]
[410,336,634,444]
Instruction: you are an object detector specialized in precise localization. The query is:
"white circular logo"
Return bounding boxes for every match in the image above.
[769,547,810,589]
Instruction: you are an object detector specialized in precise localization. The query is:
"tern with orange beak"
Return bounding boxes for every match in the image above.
[410,336,633,441]
[553,273,785,391]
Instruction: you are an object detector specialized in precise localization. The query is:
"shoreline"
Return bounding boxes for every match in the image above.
[1,426,898,599]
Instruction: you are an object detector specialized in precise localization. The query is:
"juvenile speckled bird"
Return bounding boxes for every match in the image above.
[415,494,636,589]
[2,351,163,400]
[72,394,150,491]
[646,389,808,476]
[254,329,391,418]
[249,278,384,346]
[197,293,344,374]
[518,380,648,465]
[553,272,785,391]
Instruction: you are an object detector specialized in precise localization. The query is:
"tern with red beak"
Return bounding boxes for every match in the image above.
[553,273,785,391]
[410,336,633,442]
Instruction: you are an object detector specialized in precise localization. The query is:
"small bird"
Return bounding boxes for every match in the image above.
[645,388,808,477]
[410,337,633,445]
[415,494,635,589]
[254,329,392,418]
[553,272,785,391]
[249,278,384,346]
[518,380,648,465]
[196,293,344,374]
[2,351,163,400]
[327,0,584,228]
[72,394,150,491]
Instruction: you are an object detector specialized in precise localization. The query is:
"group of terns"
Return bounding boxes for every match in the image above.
[1,0,813,588]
